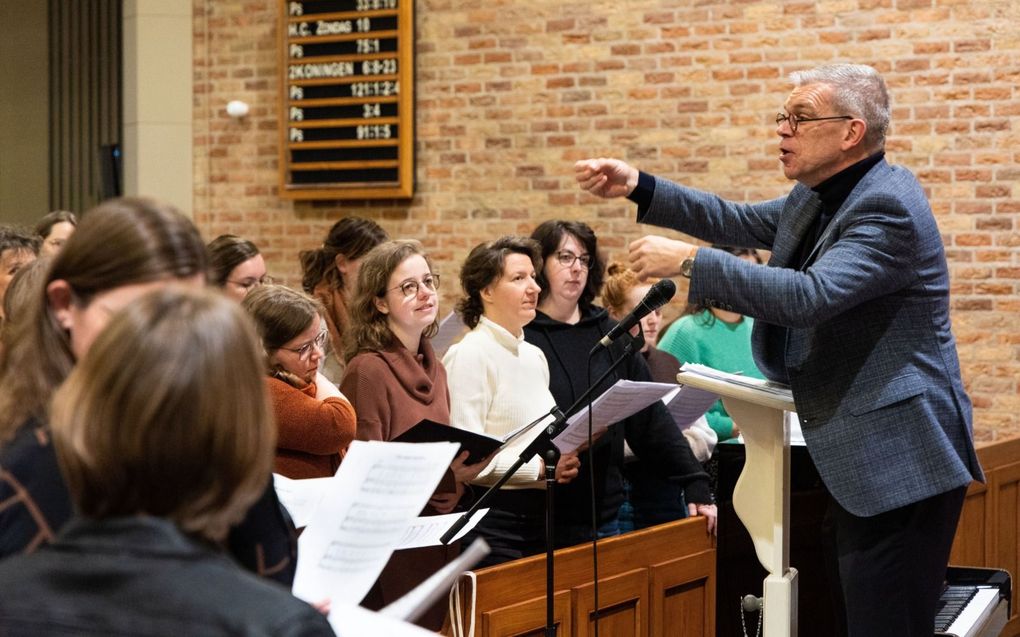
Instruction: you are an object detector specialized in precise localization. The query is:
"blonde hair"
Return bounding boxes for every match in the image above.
[344,240,438,361]
[50,288,274,542]
[601,261,654,318]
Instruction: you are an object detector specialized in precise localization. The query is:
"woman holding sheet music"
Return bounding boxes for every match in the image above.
[443,236,582,567]
[523,220,717,538]
[341,239,488,631]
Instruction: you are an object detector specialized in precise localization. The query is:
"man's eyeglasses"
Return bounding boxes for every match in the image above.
[388,274,440,299]
[775,112,853,134]
[278,329,328,361]
[227,275,275,292]
[555,251,593,269]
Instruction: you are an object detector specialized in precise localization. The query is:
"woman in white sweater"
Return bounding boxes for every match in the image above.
[443,236,580,566]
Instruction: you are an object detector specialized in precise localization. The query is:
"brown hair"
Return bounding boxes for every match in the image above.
[300,217,388,294]
[0,226,41,257]
[207,234,260,287]
[51,287,274,542]
[456,236,542,330]
[241,284,324,365]
[344,240,438,362]
[0,197,207,443]
[1,256,50,338]
[34,210,78,239]
[530,219,605,310]
[601,261,656,319]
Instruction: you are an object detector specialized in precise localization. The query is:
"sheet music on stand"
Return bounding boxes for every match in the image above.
[679,363,793,401]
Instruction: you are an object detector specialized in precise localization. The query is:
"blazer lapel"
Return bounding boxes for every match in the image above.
[771,191,822,269]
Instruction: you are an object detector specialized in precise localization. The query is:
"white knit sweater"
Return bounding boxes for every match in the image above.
[443,316,558,489]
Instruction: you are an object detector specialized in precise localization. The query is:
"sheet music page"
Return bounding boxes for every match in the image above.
[272,474,331,529]
[292,440,459,605]
[393,509,490,550]
[431,310,467,358]
[553,380,677,453]
[379,539,491,623]
[680,363,793,399]
[328,603,437,636]
[661,384,720,428]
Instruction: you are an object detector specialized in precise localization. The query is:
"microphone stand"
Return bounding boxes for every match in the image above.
[440,332,641,637]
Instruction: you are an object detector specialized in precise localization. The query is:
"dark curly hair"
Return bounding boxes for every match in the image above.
[456,236,542,330]
[530,219,604,310]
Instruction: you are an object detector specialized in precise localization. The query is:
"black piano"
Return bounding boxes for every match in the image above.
[935,566,1011,637]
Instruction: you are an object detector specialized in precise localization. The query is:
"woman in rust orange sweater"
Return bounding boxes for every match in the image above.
[243,285,356,479]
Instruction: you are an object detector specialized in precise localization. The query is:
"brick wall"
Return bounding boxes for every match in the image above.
[193,0,1020,441]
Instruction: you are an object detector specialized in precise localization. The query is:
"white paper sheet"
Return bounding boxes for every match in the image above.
[552,380,677,453]
[680,363,793,400]
[292,440,459,606]
[272,474,331,529]
[392,509,489,550]
[328,603,437,637]
[431,310,467,358]
[661,384,721,429]
[380,538,491,623]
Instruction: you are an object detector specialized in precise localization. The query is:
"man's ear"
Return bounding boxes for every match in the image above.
[46,280,74,329]
[842,118,868,150]
[373,295,389,315]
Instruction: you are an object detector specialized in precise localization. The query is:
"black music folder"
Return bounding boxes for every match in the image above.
[394,419,503,465]
[394,416,547,465]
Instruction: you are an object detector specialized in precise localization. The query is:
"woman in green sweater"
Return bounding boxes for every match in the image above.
[657,246,764,442]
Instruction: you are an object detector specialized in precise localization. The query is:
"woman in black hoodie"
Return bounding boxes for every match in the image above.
[524,220,717,543]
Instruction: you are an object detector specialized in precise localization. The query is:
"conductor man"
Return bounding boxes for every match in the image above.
[575,63,983,637]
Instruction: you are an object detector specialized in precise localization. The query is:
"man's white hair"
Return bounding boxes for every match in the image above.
[791,64,890,152]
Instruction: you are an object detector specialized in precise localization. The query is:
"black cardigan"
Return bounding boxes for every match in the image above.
[524,305,712,526]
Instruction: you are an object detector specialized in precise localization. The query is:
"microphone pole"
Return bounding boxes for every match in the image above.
[439,333,643,637]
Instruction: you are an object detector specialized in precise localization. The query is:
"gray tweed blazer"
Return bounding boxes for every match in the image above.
[640,159,983,517]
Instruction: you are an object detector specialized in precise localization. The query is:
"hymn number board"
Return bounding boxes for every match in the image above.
[279,0,413,199]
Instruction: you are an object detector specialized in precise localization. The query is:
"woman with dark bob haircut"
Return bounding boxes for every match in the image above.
[443,236,581,567]
[524,219,717,542]
[0,198,299,586]
[0,288,333,635]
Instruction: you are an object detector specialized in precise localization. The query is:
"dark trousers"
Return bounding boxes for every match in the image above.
[822,484,967,637]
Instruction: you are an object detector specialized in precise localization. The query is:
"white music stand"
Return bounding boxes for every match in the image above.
[677,368,799,637]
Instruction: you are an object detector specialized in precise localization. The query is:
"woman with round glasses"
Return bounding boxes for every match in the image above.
[341,240,485,630]
[207,234,273,302]
[524,220,717,541]
[243,285,355,480]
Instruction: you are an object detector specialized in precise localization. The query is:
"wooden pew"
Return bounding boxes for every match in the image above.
[453,516,715,637]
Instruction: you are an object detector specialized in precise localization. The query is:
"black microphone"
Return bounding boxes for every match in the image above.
[595,278,676,349]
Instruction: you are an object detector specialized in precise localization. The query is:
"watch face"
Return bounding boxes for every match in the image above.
[681,258,693,278]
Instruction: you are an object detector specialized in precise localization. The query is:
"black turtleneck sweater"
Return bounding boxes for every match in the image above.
[793,151,884,269]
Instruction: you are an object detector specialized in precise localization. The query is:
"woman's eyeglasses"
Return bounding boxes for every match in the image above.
[388,274,440,298]
[278,329,328,361]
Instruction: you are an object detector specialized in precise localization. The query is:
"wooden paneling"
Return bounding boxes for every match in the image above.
[950,436,1020,637]
[650,550,715,637]
[456,517,715,637]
